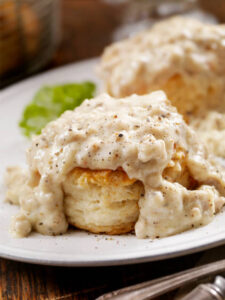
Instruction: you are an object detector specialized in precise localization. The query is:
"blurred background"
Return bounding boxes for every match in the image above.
[1,0,225,89]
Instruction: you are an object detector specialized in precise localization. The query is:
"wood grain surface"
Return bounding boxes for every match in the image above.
[0,251,203,299]
[1,0,225,299]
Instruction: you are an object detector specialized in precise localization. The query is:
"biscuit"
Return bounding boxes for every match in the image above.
[6,92,225,238]
[63,168,144,234]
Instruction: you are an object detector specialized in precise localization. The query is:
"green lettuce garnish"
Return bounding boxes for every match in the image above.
[19,82,96,137]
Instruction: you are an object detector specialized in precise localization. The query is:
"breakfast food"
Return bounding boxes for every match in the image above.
[64,168,144,234]
[99,17,225,157]
[5,92,225,238]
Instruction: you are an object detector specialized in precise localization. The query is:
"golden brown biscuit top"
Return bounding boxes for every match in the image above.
[68,167,137,187]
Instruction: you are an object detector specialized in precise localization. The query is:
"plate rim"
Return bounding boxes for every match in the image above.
[1,57,100,97]
[0,235,224,267]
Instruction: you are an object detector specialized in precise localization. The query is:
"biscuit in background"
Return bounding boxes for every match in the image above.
[99,17,225,157]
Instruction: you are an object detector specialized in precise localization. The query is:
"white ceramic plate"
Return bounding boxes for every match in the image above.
[1,58,225,267]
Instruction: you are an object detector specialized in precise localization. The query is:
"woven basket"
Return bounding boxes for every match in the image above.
[0,0,60,88]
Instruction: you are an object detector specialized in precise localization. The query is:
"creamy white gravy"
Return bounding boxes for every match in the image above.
[5,92,225,238]
[191,112,225,158]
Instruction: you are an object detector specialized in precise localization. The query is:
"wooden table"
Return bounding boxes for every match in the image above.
[0,250,203,299]
[1,1,225,299]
